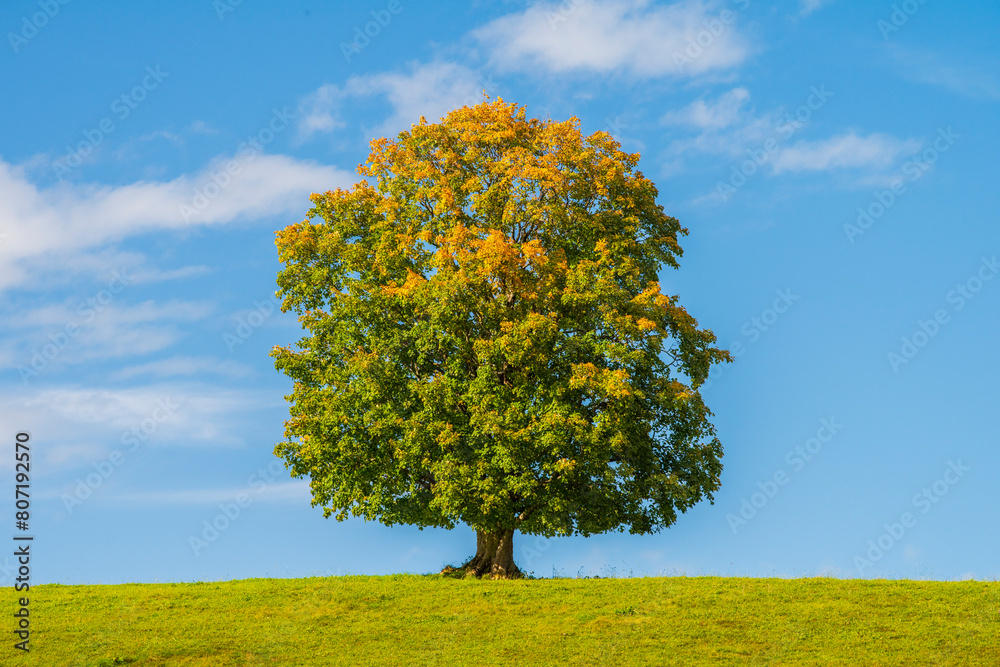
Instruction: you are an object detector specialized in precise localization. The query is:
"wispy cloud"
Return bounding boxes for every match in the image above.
[111,356,253,381]
[44,442,110,468]
[888,46,1000,101]
[660,87,776,174]
[473,0,751,78]
[0,298,215,373]
[10,299,213,330]
[109,481,309,506]
[297,85,348,137]
[771,132,921,174]
[298,61,492,140]
[7,246,210,292]
[188,120,218,135]
[130,265,212,283]
[800,0,833,16]
[10,384,282,450]
[139,129,183,144]
[662,87,751,130]
[661,88,921,189]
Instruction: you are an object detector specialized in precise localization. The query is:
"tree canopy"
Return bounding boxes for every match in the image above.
[271,97,731,577]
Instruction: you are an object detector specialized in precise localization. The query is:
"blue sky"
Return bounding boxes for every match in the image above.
[2,0,998,585]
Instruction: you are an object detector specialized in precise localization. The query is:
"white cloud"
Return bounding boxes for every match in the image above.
[473,0,750,78]
[298,61,490,140]
[662,87,750,130]
[0,154,354,294]
[771,132,922,174]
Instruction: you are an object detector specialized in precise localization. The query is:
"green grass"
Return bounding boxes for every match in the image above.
[3,574,998,665]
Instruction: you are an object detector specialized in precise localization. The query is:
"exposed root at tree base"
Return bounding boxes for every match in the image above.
[439,561,525,580]
[441,565,525,579]
[441,528,525,579]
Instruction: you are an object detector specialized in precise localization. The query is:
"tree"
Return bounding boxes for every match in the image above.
[271,97,731,579]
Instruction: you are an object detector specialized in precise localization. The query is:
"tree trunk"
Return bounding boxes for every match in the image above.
[442,528,523,579]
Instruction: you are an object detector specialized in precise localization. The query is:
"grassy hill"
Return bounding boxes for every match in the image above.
[3,574,998,665]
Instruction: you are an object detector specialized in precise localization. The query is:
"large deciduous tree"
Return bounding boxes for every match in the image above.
[272,98,731,579]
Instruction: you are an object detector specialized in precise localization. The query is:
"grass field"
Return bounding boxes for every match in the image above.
[3,574,998,665]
